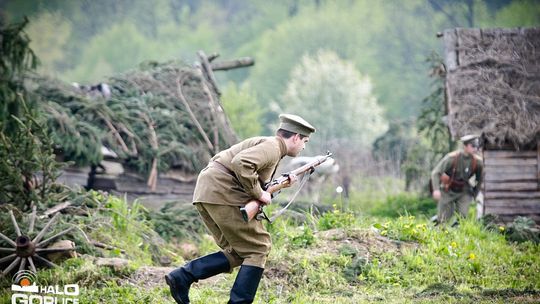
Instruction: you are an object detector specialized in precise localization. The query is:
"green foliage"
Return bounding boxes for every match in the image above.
[503,216,540,244]
[373,215,430,242]
[290,225,316,249]
[25,11,71,74]
[0,17,38,135]
[345,175,405,213]
[104,196,148,232]
[408,52,456,193]
[417,52,454,156]
[365,216,540,292]
[0,19,66,210]
[0,99,66,210]
[282,50,388,151]
[3,0,539,124]
[221,82,263,139]
[372,120,416,167]
[369,193,437,218]
[36,60,226,174]
[148,202,206,242]
[83,191,165,265]
[493,0,540,27]
[316,204,356,231]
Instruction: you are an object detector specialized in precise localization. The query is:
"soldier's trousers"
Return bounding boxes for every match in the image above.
[194,202,271,269]
[437,190,473,223]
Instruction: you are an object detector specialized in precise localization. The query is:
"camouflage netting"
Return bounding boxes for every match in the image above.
[444,27,540,148]
[32,60,237,183]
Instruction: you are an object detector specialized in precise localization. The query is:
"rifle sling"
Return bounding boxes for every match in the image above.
[267,169,313,223]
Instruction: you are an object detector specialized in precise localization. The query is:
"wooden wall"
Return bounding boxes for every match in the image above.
[482,144,540,222]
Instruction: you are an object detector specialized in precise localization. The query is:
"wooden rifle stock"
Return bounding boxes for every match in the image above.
[240,152,333,222]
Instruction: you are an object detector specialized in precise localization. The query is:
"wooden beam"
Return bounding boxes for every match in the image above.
[485,171,537,182]
[485,205,540,215]
[485,182,538,192]
[484,150,537,158]
[485,166,536,175]
[485,191,540,199]
[211,57,254,71]
[485,199,540,208]
[484,158,537,166]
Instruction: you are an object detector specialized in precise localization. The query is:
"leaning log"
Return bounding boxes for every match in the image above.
[211,57,255,71]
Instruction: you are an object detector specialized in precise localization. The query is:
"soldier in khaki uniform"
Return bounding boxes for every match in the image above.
[431,134,484,225]
[166,114,315,304]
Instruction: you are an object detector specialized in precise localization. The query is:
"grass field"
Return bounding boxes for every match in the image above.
[1,193,538,303]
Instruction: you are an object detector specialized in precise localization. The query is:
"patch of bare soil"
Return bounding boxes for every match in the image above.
[128,266,228,289]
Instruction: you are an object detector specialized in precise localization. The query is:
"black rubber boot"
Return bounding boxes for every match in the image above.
[165,251,230,304]
[228,265,264,304]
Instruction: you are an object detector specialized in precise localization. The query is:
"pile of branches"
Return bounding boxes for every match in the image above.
[446,28,540,148]
[34,60,237,188]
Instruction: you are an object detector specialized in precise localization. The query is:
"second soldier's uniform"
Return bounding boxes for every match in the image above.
[431,135,484,224]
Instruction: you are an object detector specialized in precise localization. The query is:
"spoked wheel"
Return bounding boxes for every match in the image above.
[0,207,75,277]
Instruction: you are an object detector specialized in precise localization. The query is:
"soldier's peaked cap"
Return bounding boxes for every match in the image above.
[278,114,316,136]
[460,134,480,144]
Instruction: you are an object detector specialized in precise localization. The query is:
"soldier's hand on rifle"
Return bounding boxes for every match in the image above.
[258,191,272,205]
[282,173,298,188]
[432,190,441,201]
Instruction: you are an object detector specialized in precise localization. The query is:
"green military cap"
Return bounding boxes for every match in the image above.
[460,134,480,147]
[278,114,316,136]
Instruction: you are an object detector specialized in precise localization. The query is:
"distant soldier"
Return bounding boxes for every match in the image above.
[431,134,484,225]
[166,114,315,304]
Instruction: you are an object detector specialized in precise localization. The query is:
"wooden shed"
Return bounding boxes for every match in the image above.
[442,27,540,222]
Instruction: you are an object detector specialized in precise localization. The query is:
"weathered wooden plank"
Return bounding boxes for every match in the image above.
[484,150,537,158]
[485,166,537,175]
[485,182,538,191]
[485,205,540,215]
[485,171,537,182]
[494,214,540,224]
[443,29,458,71]
[485,191,540,199]
[485,199,540,208]
[537,142,540,190]
[484,158,537,166]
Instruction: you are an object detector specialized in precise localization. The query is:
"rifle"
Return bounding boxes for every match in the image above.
[240,151,333,222]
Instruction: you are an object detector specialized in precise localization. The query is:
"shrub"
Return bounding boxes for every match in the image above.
[316,204,356,231]
[370,193,436,218]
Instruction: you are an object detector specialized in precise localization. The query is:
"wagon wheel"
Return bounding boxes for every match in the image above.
[0,207,76,277]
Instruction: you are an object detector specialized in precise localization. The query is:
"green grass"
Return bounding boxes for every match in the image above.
[1,192,538,303]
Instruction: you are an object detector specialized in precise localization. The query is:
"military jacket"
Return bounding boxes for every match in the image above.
[193,136,287,206]
[431,150,484,194]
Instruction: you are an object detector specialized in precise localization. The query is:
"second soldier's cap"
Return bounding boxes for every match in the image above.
[278,114,316,137]
[460,134,480,147]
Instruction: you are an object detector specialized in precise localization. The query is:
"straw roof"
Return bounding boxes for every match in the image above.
[443,27,540,148]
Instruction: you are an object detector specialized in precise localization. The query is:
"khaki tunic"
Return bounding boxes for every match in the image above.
[193,136,287,206]
[431,150,484,223]
[192,136,287,268]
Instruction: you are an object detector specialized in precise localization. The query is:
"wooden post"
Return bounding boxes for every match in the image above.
[197,50,221,96]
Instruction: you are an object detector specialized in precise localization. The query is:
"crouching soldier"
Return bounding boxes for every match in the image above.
[431,134,484,226]
[166,114,316,303]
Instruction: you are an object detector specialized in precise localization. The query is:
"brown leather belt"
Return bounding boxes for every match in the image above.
[209,161,235,177]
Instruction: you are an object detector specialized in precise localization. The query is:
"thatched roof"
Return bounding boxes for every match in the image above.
[443,27,540,148]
